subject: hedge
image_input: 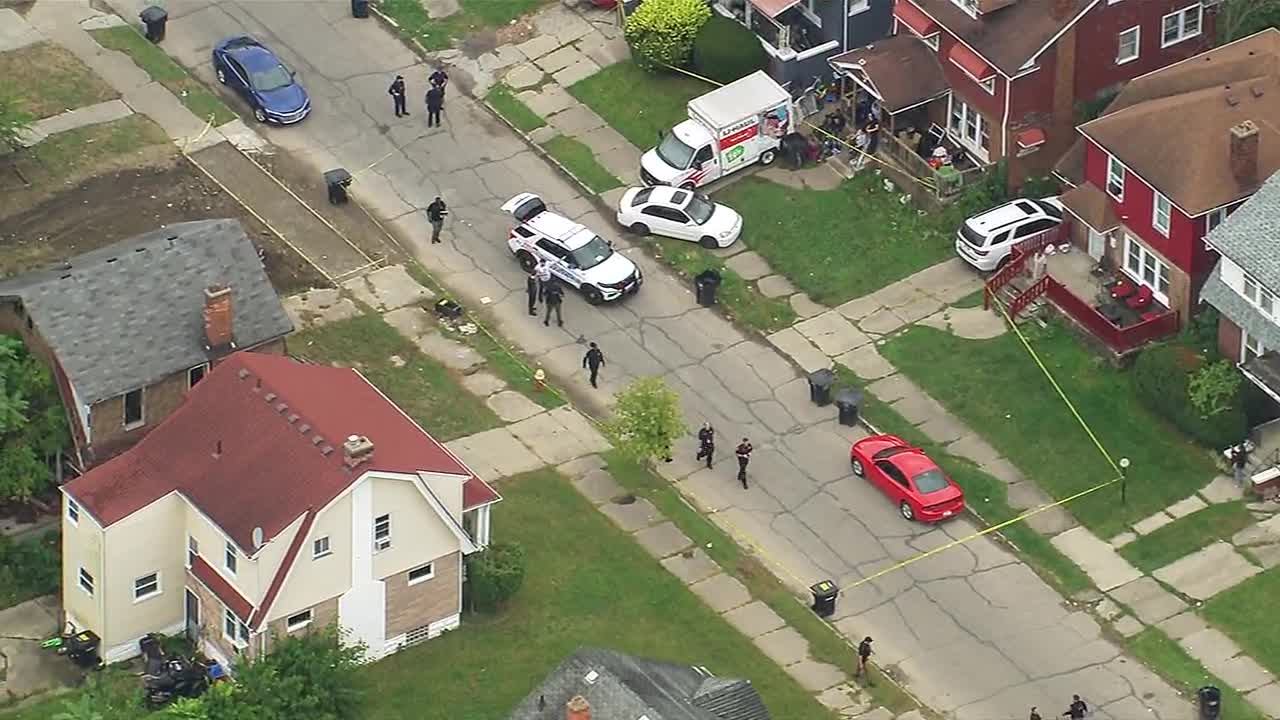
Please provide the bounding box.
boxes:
[1131,343,1247,450]
[692,16,767,84]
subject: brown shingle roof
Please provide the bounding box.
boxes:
[1079,29,1280,215]
[906,0,1090,75]
[830,36,949,113]
[1060,183,1119,232]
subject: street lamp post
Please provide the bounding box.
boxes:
[1119,458,1131,505]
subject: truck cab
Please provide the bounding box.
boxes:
[641,120,717,188]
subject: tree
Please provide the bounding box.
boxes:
[213,625,365,720]
[624,0,711,70]
[1217,0,1280,43]
[0,90,32,152]
[602,376,686,463]
[692,16,767,84]
[465,541,527,612]
[0,335,69,501]
[1189,360,1243,419]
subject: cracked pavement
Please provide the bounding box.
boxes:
[103,1,1193,716]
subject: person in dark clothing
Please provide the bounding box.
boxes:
[428,67,449,96]
[735,439,752,489]
[856,637,873,681]
[526,269,539,316]
[1232,443,1250,487]
[863,118,881,155]
[543,280,564,327]
[583,342,605,388]
[1063,695,1087,719]
[695,423,715,469]
[425,86,444,127]
[388,75,408,117]
[1029,708,1042,720]
[426,196,447,243]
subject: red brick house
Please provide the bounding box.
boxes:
[830,0,1215,188]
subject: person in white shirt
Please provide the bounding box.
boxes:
[535,259,552,300]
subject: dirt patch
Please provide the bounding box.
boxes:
[0,42,118,118]
[460,18,535,57]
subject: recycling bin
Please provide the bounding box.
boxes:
[835,388,863,426]
[324,168,352,205]
[694,269,721,307]
[810,580,838,618]
[1198,686,1221,720]
[140,6,167,43]
[351,0,370,17]
[808,368,835,406]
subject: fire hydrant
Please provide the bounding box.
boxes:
[533,365,546,392]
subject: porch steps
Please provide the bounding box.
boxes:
[989,281,1048,326]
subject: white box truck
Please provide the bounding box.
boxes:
[640,71,794,189]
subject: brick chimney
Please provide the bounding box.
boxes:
[565,696,590,720]
[1230,120,1260,185]
[342,434,374,467]
[203,285,234,350]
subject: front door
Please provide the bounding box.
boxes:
[1087,228,1106,261]
[185,589,200,641]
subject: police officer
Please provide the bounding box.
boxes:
[582,341,605,388]
[388,74,407,117]
[526,268,539,316]
[735,438,752,489]
[544,280,565,328]
[1063,695,1088,719]
[429,66,449,97]
[425,85,444,128]
[695,423,715,469]
[426,196,448,244]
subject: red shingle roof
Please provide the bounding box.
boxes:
[190,555,253,620]
[64,352,499,551]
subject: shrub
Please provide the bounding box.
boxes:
[218,625,365,720]
[1189,360,1243,418]
[691,16,767,84]
[0,528,60,609]
[624,0,711,70]
[465,541,527,612]
[1131,343,1247,449]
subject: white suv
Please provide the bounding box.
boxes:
[955,197,1065,272]
[502,193,642,304]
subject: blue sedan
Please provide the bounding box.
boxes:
[212,36,310,125]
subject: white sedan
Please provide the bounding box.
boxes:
[616,185,742,248]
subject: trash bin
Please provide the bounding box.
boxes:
[351,0,370,18]
[694,269,721,307]
[810,580,838,618]
[808,368,835,406]
[1198,686,1221,720]
[139,6,168,43]
[324,168,352,205]
[835,388,863,426]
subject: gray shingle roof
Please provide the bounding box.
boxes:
[507,648,771,720]
[1204,170,1280,291]
[0,219,293,406]
[1200,263,1280,352]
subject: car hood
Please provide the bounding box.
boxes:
[257,83,307,113]
[641,149,681,183]
[700,205,741,236]
[588,251,637,284]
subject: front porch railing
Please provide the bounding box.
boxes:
[749,11,790,52]
[982,225,1064,310]
[1043,281,1180,354]
[880,131,983,200]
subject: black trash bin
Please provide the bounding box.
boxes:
[324,168,353,205]
[351,0,370,18]
[140,6,168,43]
[835,388,863,426]
[808,368,835,406]
[1198,686,1221,720]
[810,580,838,618]
[694,269,721,307]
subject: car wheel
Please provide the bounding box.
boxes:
[995,254,1011,271]
[516,251,537,272]
[583,286,605,305]
[629,222,649,235]
[253,107,267,123]
[760,149,777,166]
[851,458,864,477]
[679,181,696,190]
[216,67,227,85]
[699,236,718,249]
[900,501,915,521]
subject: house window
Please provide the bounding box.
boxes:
[948,98,989,161]
[1162,4,1202,47]
[123,388,144,428]
[1207,207,1229,233]
[1152,192,1171,236]
[800,0,823,28]
[223,608,249,647]
[848,0,870,15]
[188,536,199,568]
[1244,331,1265,362]
[1106,155,1125,201]
[407,562,435,586]
[948,0,978,18]
[134,572,161,601]
[374,514,391,552]
[313,536,331,559]
[1117,26,1140,65]
[78,567,94,596]
[1241,274,1276,319]
[67,497,79,525]
[1123,236,1171,302]
[225,541,237,575]
[286,609,313,632]
[188,364,208,388]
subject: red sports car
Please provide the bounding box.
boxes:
[850,435,965,522]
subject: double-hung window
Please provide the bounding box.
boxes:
[1162,4,1202,47]
[224,609,250,647]
[1242,274,1276,319]
[225,541,237,575]
[948,99,989,161]
[374,514,391,552]
[286,610,313,632]
[1117,26,1140,65]
[79,567,95,596]
[188,536,199,568]
[1152,192,1171,236]
[1123,236,1171,303]
[313,536,331,559]
[67,497,79,525]
[1106,155,1125,200]
[848,0,870,15]
[134,572,160,601]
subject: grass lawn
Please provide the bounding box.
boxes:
[568,62,710,149]
[0,42,117,119]
[361,468,840,720]
[878,324,1218,539]
[379,0,548,51]
[1119,502,1255,573]
[90,26,236,126]
[654,238,796,334]
[951,289,986,308]
[26,115,170,179]
[290,311,500,441]
[714,175,958,306]
[1202,568,1280,678]
[541,136,621,193]
[486,84,545,133]
[1127,628,1268,720]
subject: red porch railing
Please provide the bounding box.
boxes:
[1009,275,1050,318]
[982,224,1065,310]
[1043,280,1180,353]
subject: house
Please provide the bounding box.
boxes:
[708,0,893,89]
[830,0,1215,189]
[508,647,771,720]
[0,219,294,468]
[58,352,501,666]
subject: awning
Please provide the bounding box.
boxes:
[1241,352,1280,406]
[829,36,949,114]
[948,42,995,81]
[893,1,937,38]
[1059,183,1120,233]
[1016,128,1046,149]
[749,0,801,19]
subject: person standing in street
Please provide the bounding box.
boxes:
[526,268,539,316]
[1063,695,1088,719]
[543,280,564,328]
[388,74,408,117]
[425,85,444,127]
[583,342,605,388]
[856,637,874,682]
[426,196,448,244]
[735,438,752,489]
[1029,707,1042,720]
[696,423,715,469]
[428,66,449,98]
[535,259,552,300]
[1232,442,1250,488]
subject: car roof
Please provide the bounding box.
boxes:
[524,212,595,248]
[892,451,939,478]
[645,186,693,208]
[968,200,1042,233]
[224,38,278,72]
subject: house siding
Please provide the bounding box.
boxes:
[1073,0,1215,102]
[1219,314,1244,363]
[262,596,340,653]
[186,568,243,665]
[61,495,105,639]
[98,494,186,655]
[383,551,462,638]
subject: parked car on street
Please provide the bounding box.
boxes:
[502,192,642,304]
[955,197,1064,272]
[850,435,965,522]
[212,35,311,125]
[615,186,742,248]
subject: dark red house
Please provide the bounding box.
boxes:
[830,0,1215,188]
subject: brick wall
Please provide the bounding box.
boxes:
[1218,315,1243,363]
[185,569,242,664]
[262,596,339,654]
[383,551,460,638]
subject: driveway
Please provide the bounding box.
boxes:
[91,1,1189,717]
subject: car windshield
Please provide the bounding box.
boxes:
[250,64,292,92]
[568,235,613,270]
[631,188,653,207]
[655,133,695,170]
[912,469,949,494]
[686,193,715,224]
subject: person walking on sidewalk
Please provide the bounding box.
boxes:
[696,422,715,469]
[388,74,408,117]
[583,342,605,388]
[543,280,565,327]
[426,196,448,244]
[1063,695,1088,719]
[856,636,874,683]
[1231,442,1250,488]
[526,268,539,316]
[535,259,552,300]
[425,85,444,127]
[735,438,752,488]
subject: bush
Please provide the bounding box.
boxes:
[1131,343,1247,450]
[624,0,711,70]
[691,16,767,84]
[465,541,527,612]
[0,528,60,609]
[212,625,365,720]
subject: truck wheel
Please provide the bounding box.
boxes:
[699,236,718,249]
[760,149,777,166]
[516,250,537,271]
[583,285,605,305]
[629,222,649,235]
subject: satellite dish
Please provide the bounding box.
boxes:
[251,527,264,550]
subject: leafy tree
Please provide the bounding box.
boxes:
[0,335,70,501]
[465,541,527,612]
[0,90,32,152]
[624,0,711,70]
[1189,360,1243,419]
[1217,0,1280,43]
[210,624,365,720]
[692,16,767,84]
[603,376,687,463]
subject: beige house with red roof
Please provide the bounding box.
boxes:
[59,352,500,666]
